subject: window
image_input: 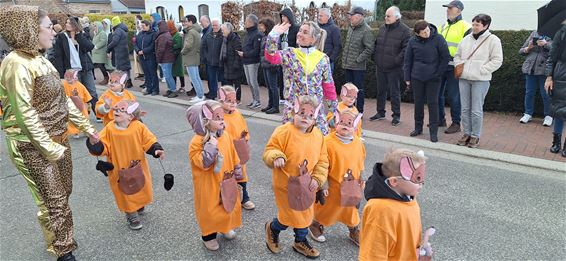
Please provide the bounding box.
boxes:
[178,6,184,21]
[156,6,165,21]
[309,1,316,8]
[89,10,100,13]
[322,2,328,8]
[198,4,209,18]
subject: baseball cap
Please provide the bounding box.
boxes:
[348,6,365,16]
[442,0,464,10]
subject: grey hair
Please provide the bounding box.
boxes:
[318,8,331,17]
[200,15,210,23]
[246,14,259,25]
[388,6,402,19]
[302,21,323,44]
[222,22,234,32]
[211,17,221,24]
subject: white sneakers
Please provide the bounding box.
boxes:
[520,114,553,126]
[242,201,255,210]
[222,230,237,240]
[519,114,532,123]
[190,97,205,103]
[543,116,553,127]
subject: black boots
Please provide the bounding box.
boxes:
[550,133,566,157]
[57,252,75,261]
[550,133,561,153]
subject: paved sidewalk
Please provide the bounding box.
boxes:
[94,71,565,163]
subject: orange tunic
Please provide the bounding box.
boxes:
[96,120,157,212]
[189,133,242,236]
[95,89,136,125]
[223,109,250,183]
[327,102,363,138]
[263,123,329,228]
[359,198,422,261]
[62,81,92,135]
[314,132,366,227]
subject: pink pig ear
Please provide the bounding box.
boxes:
[340,86,347,96]
[353,113,363,127]
[119,73,128,85]
[293,98,300,114]
[218,88,226,101]
[313,102,323,118]
[334,110,341,123]
[73,70,78,79]
[399,157,414,180]
[202,104,213,120]
[127,102,140,114]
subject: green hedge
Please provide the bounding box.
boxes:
[212,29,535,114]
[85,14,151,52]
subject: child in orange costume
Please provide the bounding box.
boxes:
[187,100,243,251]
[62,69,92,138]
[95,70,136,125]
[359,149,427,261]
[327,83,363,138]
[310,108,366,245]
[263,95,329,259]
[218,86,255,210]
[87,100,164,230]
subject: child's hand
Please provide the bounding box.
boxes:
[360,180,366,190]
[209,135,218,146]
[273,157,286,168]
[88,132,100,145]
[309,178,318,191]
[322,189,329,197]
[103,96,112,108]
[155,150,165,159]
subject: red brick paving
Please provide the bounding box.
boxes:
[95,70,565,163]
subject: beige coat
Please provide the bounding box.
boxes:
[454,30,503,81]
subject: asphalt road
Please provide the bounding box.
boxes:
[1,96,565,260]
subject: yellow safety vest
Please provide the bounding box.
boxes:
[440,19,471,57]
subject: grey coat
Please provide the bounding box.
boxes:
[342,20,375,71]
[520,31,552,76]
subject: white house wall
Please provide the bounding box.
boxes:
[425,0,550,31]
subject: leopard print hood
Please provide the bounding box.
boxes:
[0,5,41,57]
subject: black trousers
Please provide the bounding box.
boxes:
[376,69,402,119]
[412,78,441,134]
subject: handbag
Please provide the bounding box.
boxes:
[233,130,250,164]
[340,169,363,207]
[220,170,239,213]
[118,160,145,195]
[287,159,316,211]
[454,35,491,79]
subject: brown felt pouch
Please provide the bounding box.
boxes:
[220,171,238,213]
[118,160,145,195]
[340,169,363,207]
[287,159,316,211]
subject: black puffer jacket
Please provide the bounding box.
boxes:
[373,20,411,72]
[202,30,224,67]
[319,18,342,63]
[547,24,566,121]
[242,25,262,64]
[106,23,131,71]
[222,32,243,80]
[52,31,95,78]
[403,24,450,82]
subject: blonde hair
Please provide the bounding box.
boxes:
[202,100,223,144]
[293,95,320,115]
[342,82,359,92]
[302,21,323,46]
[220,85,236,94]
[381,148,427,178]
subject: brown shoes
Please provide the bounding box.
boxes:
[293,240,320,259]
[444,123,461,134]
[265,222,281,253]
[468,137,480,148]
[348,226,360,246]
[456,134,471,146]
[308,220,326,242]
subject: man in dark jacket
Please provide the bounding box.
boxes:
[201,18,224,99]
[200,15,211,66]
[546,22,566,157]
[370,6,411,125]
[135,20,159,96]
[343,6,375,113]
[240,14,263,109]
[106,17,132,88]
[318,8,341,71]
[52,17,98,111]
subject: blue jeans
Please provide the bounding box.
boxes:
[141,57,159,94]
[238,182,250,203]
[345,69,366,113]
[187,66,204,98]
[263,68,279,109]
[439,67,461,124]
[78,69,98,111]
[554,118,564,134]
[524,74,550,116]
[159,63,176,92]
[206,65,224,99]
[270,218,308,242]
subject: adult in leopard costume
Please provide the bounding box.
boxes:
[0,6,98,261]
